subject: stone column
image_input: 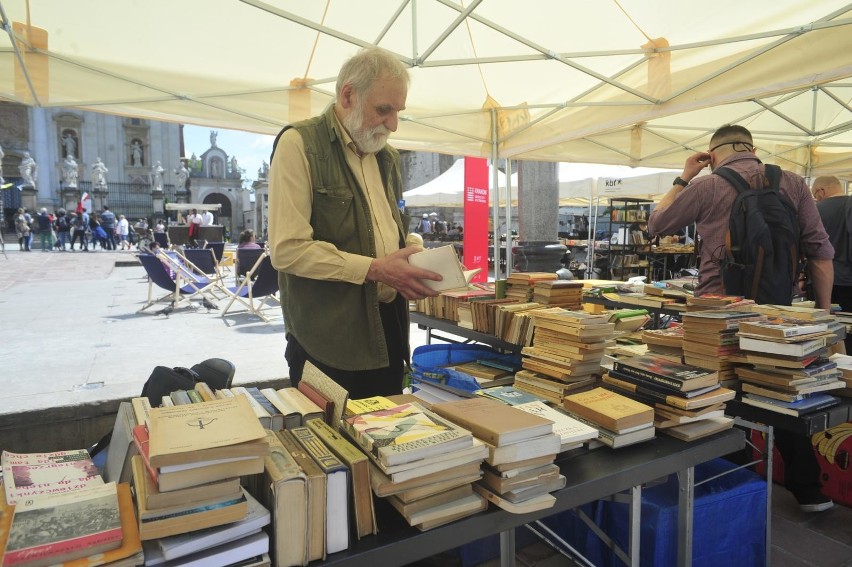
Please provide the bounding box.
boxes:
[513,161,566,272]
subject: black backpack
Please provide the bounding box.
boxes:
[715,164,800,305]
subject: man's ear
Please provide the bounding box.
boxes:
[340,84,355,110]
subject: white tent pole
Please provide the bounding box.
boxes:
[490,108,501,281]
[504,158,513,278]
[586,177,594,280]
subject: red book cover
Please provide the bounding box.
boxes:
[297,381,334,425]
[131,425,159,484]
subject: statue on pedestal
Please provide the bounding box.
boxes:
[174,161,189,191]
[131,141,143,167]
[19,152,37,188]
[210,130,218,148]
[61,133,77,158]
[91,157,108,190]
[150,161,164,192]
[230,156,239,175]
[62,155,79,188]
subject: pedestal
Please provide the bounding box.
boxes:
[20,187,38,213]
[61,188,81,212]
[512,240,566,272]
[175,189,190,205]
[152,191,165,215]
[91,189,107,213]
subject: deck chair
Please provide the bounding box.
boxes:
[221,251,281,322]
[137,254,217,312]
[153,231,170,249]
[235,247,266,284]
[205,241,225,263]
[182,247,228,298]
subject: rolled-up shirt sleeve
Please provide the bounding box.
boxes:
[267,129,372,284]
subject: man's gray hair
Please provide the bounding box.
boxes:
[336,47,409,98]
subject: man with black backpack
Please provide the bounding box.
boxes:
[649,124,836,512]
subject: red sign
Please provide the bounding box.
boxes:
[463,157,489,282]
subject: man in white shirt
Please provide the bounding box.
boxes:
[201,209,214,226]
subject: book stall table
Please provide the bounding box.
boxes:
[410,311,523,354]
[313,429,744,567]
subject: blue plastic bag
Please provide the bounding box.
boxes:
[410,344,521,393]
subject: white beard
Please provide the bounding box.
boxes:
[343,100,390,154]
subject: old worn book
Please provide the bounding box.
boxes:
[741,392,839,416]
[297,381,335,425]
[602,375,736,410]
[389,485,473,518]
[369,460,483,498]
[144,531,269,567]
[147,396,268,469]
[375,440,488,483]
[513,401,599,450]
[680,310,763,330]
[275,387,325,425]
[302,361,350,428]
[252,429,307,567]
[738,319,828,338]
[659,416,735,442]
[738,335,828,357]
[260,387,302,429]
[740,381,844,402]
[641,326,685,348]
[735,365,838,387]
[169,389,193,405]
[501,473,566,503]
[481,463,560,494]
[131,396,153,426]
[4,482,122,567]
[276,429,326,562]
[104,401,139,484]
[593,422,656,448]
[562,387,654,433]
[482,433,560,466]
[131,454,240,510]
[230,386,278,430]
[193,381,217,402]
[306,418,377,539]
[290,426,350,555]
[431,396,554,446]
[389,490,486,529]
[473,483,556,514]
[477,385,548,406]
[606,368,722,399]
[2,449,103,506]
[393,472,483,504]
[151,489,269,563]
[132,425,264,492]
[612,355,718,392]
[408,244,482,292]
[342,402,473,466]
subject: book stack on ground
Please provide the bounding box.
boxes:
[602,355,736,441]
[517,308,615,404]
[342,401,488,531]
[733,318,844,416]
[829,353,852,397]
[680,310,764,385]
[532,280,584,309]
[505,272,558,302]
[640,325,685,363]
[431,397,565,514]
[130,395,270,562]
[562,387,656,448]
[1,449,143,566]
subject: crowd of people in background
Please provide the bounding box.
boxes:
[414,211,463,241]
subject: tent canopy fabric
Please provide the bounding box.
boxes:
[3,1,852,177]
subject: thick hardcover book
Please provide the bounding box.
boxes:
[147,396,268,468]
[131,454,240,511]
[230,386,277,430]
[302,361,350,428]
[306,418,377,539]
[562,387,654,433]
[275,430,326,562]
[260,388,302,429]
[612,355,718,392]
[153,489,270,563]
[276,387,325,425]
[342,403,473,466]
[252,429,307,567]
[1,449,103,506]
[298,381,336,426]
[431,397,554,446]
[104,401,139,485]
[290,426,350,555]
[4,482,122,567]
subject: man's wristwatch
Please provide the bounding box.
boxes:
[673,176,689,187]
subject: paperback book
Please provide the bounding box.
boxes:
[1,449,103,506]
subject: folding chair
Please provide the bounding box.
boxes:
[152,250,220,306]
[235,247,265,285]
[182,247,228,298]
[137,254,217,312]
[153,231,170,249]
[221,251,281,322]
[205,241,225,263]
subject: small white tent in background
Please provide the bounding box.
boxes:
[402,159,518,208]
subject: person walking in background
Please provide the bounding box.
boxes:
[54,209,71,251]
[36,208,54,252]
[100,206,116,250]
[117,214,130,250]
[268,46,440,397]
[14,208,31,251]
[648,124,835,512]
[70,209,89,251]
[89,212,109,250]
[812,175,852,353]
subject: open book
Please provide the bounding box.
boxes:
[408,245,482,292]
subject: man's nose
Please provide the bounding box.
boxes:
[385,112,399,132]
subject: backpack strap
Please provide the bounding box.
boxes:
[715,164,783,193]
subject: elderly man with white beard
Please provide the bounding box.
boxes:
[268,47,441,398]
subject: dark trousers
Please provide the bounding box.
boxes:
[103,230,116,250]
[70,229,88,250]
[285,299,407,399]
[775,428,823,494]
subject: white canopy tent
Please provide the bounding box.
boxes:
[402,158,518,208]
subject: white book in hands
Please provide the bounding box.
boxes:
[408,245,482,292]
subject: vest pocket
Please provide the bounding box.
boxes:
[312,188,356,248]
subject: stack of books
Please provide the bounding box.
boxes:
[829,353,852,397]
[342,400,488,531]
[562,387,656,448]
[1,449,143,566]
[517,308,615,403]
[492,302,546,346]
[431,397,566,514]
[608,308,650,334]
[452,360,519,389]
[602,355,736,441]
[505,272,558,302]
[680,310,764,384]
[130,395,271,563]
[733,318,844,416]
[641,325,685,362]
[532,280,584,309]
[684,293,748,312]
[413,286,494,321]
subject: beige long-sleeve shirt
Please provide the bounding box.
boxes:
[268,110,400,302]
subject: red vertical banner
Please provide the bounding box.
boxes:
[463,157,489,283]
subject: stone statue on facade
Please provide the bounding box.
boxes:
[61,133,77,158]
[230,156,239,175]
[19,152,37,188]
[0,143,5,186]
[62,155,79,188]
[91,157,109,190]
[131,141,143,167]
[174,161,189,190]
[211,159,220,178]
[210,130,218,147]
[150,161,164,192]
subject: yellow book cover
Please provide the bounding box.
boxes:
[562,387,654,432]
[345,396,398,417]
